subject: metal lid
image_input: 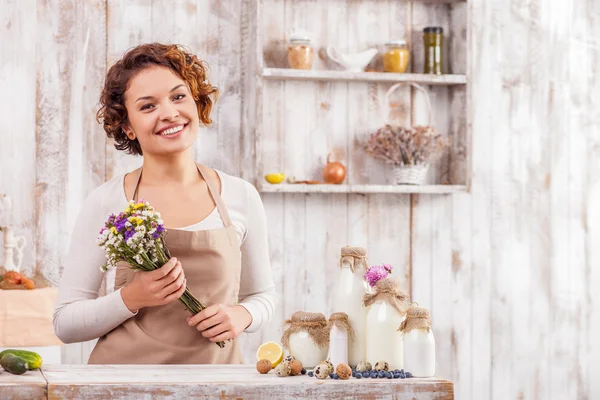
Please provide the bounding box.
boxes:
[385,39,407,47]
[423,26,443,34]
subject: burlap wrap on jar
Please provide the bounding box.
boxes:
[281,311,330,349]
[339,245,368,273]
[362,278,410,314]
[398,306,432,333]
[328,312,355,342]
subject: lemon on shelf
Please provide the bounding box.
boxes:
[256,341,284,367]
[264,173,285,184]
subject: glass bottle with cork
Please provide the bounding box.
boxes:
[287,32,314,70]
[423,26,443,75]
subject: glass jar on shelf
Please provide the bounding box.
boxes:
[287,33,314,70]
[383,39,410,73]
[423,26,443,75]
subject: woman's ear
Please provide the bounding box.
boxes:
[122,125,135,140]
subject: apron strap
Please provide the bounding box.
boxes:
[131,164,232,228]
[196,164,233,227]
[132,168,143,202]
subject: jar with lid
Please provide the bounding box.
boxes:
[281,311,329,368]
[327,312,354,367]
[423,27,443,74]
[332,246,370,367]
[399,306,436,377]
[363,278,410,370]
[383,39,410,73]
[287,35,314,70]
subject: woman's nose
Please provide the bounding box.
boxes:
[159,103,179,121]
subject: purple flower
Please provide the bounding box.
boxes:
[155,225,164,234]
[124,229,135,241]
[107,214,116,225]
[382,263,394,273]
[152,231,161,240]
[99,227,107,234]
[115,218,127,232]
[364,265,390,287]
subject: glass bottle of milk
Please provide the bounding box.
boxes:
[332,246,369,367]
[281,311,329,368]
[400,306,435,377]
[327,312,354,367]
[364,278,410,370]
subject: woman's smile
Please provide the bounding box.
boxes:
[155,122,188,139]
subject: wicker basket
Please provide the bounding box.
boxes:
[385,82,433,186]
[393,164,429,185]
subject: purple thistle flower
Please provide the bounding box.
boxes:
[115,218,127,232]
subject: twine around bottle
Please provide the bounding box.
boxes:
[363,278,410,314]
[398,306,432,333]
[328,312,355,342]
[340,246,368,273]
[281,311,330,349]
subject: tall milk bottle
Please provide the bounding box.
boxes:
[332,246,369,367]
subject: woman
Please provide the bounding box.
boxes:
[53,43,277,364]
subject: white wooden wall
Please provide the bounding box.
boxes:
[0,1,598,399]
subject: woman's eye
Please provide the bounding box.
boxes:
[173,94,186,101]
[140,104,154,111]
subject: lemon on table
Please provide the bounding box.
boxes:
[264,173,285,184]
[256,341,284,367]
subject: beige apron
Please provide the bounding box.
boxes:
[88,165,244,364]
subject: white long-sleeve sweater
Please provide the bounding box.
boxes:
[53,169,277,344]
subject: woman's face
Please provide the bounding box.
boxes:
[123,66,200,156]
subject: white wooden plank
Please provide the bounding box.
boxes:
[43,365,454,400]
[0,368,46,400]
[0,0,37,277]
[105,0,149,178]
[468,0,492,398]
[258,183,466,194]
[262,68,467,85]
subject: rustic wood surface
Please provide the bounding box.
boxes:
[0,369,46,400]
[40,364,453,400]
[1,0,599,399]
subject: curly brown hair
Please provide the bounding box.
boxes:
[97,43,218,156]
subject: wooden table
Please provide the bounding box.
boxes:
[3,365,453,399]
[0,369,46,400]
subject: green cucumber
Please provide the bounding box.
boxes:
[0,349,43,370]
[0,353,29,375]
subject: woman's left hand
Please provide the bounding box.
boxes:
[187,304,252,342]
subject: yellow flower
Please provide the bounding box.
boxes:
[128,216,143,225]
[110,227,118,234]
[133,203,145,210]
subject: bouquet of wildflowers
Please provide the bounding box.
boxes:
[96,200,225,348]
[364,263,394,287]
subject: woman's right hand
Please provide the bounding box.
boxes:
[120,257,186,313]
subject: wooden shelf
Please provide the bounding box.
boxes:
[258,183,467,194]
[262,68,467,85]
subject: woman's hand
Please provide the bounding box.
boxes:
[121,257,186,313]
[186,304,252,342]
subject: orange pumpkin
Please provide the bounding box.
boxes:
[3,271,22,285]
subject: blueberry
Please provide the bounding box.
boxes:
[301,368,306,375]
[405,372,412,378]
[378,371,386,378]
[329,373,334,378]
[393,373,400,379]
[332,374,339,379]
[362,372,370,378]
[400,369,404,374]
[308,371,314,377]
[356,374,362,379]
[371,374,378,379]
[400,372,406,379]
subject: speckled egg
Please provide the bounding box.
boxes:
[356,361,372,372]
[336,363,352,380]
[274,361,291,377]
[256,359,272,374]
[319,360,334,375]
[313,363,330,379]
[374,360,389,372]
[284,355,296,363]
[289,359,303,376]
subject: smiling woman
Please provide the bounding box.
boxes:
[52,43,277,365]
